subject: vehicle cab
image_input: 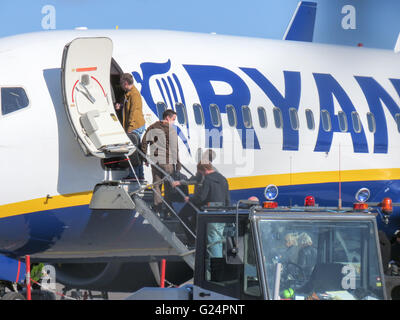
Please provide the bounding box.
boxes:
[193,194,387,300]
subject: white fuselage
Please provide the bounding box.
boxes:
[0,30,399,258]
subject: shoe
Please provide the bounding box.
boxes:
[162,213,173,220]
[123,176,144,182]
[186,239,195,248]
[152,205,163,215]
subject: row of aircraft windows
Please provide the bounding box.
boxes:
[156,101,400,134]
[1,88,399,137]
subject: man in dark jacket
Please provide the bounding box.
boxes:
[190,163,230,208]
[178,162,230,245]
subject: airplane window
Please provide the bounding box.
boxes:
[193,103,204,126]
[273,107,283,129]
[257,107,267,128]
[321,110,332,132]
[351,111,361,133]
[305,109,315,130]
[226,105,237,127]
[338,111,348,132]
[156,102,167,120]
[210,104,221,127]
[242,106,253,128]
[396,114,400,133]
[1,87,29,115]
[175,103,187,125]
[367,112,376,133]
[289,108,299,130]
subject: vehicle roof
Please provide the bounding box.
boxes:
[199,205,378,220]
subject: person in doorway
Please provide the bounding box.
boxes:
[120,73,146,180]
[110,79,124,123]
[141,109,181,214]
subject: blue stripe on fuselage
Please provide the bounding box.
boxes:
[0,179,399,258]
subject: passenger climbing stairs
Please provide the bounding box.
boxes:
[90,150,198,270]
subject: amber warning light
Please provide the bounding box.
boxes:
[353,202,369,211]
[381,198,393,214]
[263,201,278,209]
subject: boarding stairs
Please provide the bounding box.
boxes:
[90,149,198,270]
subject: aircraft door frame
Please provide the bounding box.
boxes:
[61,37,134,158]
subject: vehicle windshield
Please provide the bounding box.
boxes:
[257,219,385,300]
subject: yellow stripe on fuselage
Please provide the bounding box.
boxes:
[1,168,400,219]
[228,168,400,190]
[0,191,92,219]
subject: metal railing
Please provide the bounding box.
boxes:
[125,147,199,241]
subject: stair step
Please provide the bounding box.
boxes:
[131,195,195,269]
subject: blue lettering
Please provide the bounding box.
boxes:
[355,76,400,154]
[183,64,260,149]
[134,61,398,156]
[241,68,301,151]
[133,60,172,115]
[132,60,191,154]
[313,73,368,153]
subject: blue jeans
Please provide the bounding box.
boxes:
[129,125,145,179]
[207,223,225,258]
[133,125,146,136]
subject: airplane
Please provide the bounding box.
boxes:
[283,1,316,42]
[1,1,400,294]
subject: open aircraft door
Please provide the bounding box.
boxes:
[61,37,135,158]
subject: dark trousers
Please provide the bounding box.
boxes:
[133,165,144,180]
[179,203,197,243]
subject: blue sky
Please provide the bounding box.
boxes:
[0,0,399,49]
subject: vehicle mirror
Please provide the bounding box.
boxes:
[239,200,259,206]
[224,235,244,264]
